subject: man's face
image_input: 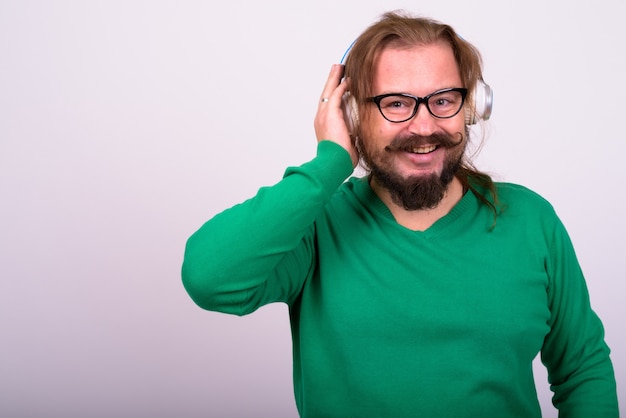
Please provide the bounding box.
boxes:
[359,42,467,210]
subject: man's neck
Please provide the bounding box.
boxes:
[370,176,465,231]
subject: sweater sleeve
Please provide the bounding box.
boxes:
[181,141,354,316]
[540,215,619,417]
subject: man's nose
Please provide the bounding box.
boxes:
[406,103,438,136]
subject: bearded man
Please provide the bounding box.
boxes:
[182,11,618,417]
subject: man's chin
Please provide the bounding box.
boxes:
[403,169,443,181]
[393,155,445,178]
[371,171,442,210]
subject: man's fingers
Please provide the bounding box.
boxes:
[319,64,345,104]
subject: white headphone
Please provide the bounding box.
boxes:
[468,79,493,125]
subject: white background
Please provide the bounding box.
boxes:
[1,1,623,416]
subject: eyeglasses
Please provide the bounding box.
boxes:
[367,88,468,123]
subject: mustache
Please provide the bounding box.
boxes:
[385,132,464,152]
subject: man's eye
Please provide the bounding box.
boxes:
[382,98,412,109]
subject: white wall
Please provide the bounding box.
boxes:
[1,1,623,416]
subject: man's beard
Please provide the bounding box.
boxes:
[360,132,465,211]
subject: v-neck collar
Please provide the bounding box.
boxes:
[351,176,480,238]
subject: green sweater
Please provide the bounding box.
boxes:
[182,141,618,417]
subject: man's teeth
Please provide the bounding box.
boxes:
[410,145,437,154]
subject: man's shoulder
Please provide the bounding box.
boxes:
[495,182,544,198]
[494,182,556,216]
[321,176,377,217]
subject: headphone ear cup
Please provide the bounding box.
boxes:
[342,93,359,135]
[466,80,493,125]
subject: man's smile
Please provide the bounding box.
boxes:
[409,145,437,154]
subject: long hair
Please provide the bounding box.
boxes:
[343,10,500,222]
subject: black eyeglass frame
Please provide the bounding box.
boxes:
[366,87,468,123]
